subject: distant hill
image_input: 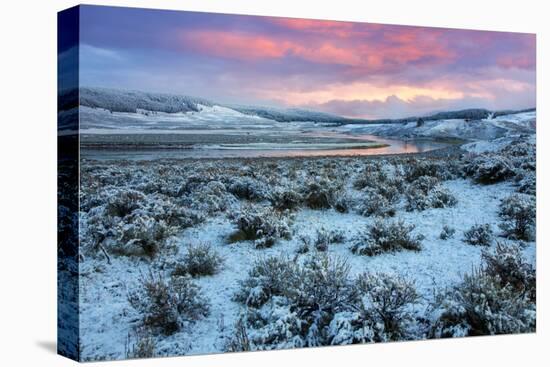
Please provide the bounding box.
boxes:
[63,87,535,125]
[79,87,213,114]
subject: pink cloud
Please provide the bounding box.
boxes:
[180,27,455,71]
[497,54,535,70]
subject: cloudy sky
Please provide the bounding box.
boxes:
[78,5,536,119]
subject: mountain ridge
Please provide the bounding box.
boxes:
[60,87,535,125]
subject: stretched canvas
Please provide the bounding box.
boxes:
[58,4,537,362]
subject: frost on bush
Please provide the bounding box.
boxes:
[333,190,351,213]
[270,186,302,211]
[464,155,515,184]
[184,180,233,214]
[234,255,358,348]
[232,255,422,349]
[355,273,419,341]
[299,227,346,252]
[229,206,292,248]
[352,219,422,256]
[327,311,375,345]
[105,189,146,217]
[432,268,535,338]
[225,316,251,352]
[290,256,357,346]
[405,176,457,211]
[113,215,174,257]
[228,176,269,201]
[173,243,223,277]
[357,189,395,217]
[301,178,338,210]
[515,170,536,196]
[463,224,493,246]
[404,158,460,182]
[81,188,204,259]
[126,330,156,359]
[353,164,403,205]
[128,273,209,336]
[234,256,300,308]
[353,163,387,190]
[501,141,536,175]
[439,225,456,240]
[498,193,535,241]
[241,297,306,350]
[482,242,536,301]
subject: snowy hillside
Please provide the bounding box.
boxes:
[78,87,364,125]
[79,104,285,132]
[337,111,536,141]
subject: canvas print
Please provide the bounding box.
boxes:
[58,5,536,362]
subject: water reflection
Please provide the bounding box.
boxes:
[81,133,451,161]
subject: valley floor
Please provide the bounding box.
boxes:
[75,137,536,361]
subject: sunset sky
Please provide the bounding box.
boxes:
[78,5,536,119]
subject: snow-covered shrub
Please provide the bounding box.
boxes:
[299,227,346,252]
[326,311,375,345]
[229,206,292,248]
[405,176,457,211]
[81,191,205,259]
[225,316,251,352]
[333,190,351,213]
[404,159,459,182]
[301,178,337,210]
[432,269,535,338]
[142,194,203,228]
[355,273,419,341]
[463,224,493,246]
[105,189,145,217]
[112,215,174,257]
[228,176,269,201]
[186,180,232,214]
[174,243,223,277]
[234,256,300,307]
[428,186,458,208]
[128,273,209,336]
[501,141,534,157]
[242,297,306,350]
[178,173,214,196]
[439,225,456,240]
[464,155,515,184]
[357,189,395,217]
[515,170,536,196]
[377,179,403,203]
[270,186,302,211]
[290,255,357,346]
[352,219,422,256]
[126,331,156,359]
[353,163,387,190]
[354,164,403,204]
[499,193,536,241]
[482,242,536,301]
[234,255,357,347]
[234,255,422,348]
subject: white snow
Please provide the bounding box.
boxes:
[78,176,535,360]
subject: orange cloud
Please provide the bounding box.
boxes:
[257,81,465,106]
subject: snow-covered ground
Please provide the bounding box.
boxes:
[336,111,536,141]
[80,105,320,133]
[76,131,536,360]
